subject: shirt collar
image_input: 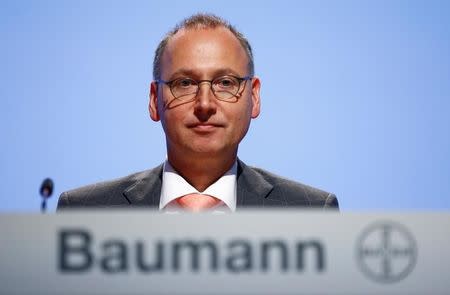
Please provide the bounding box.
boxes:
[159,160,237,212]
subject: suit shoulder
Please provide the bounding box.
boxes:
[57,166,161,209]
[249,166,339,208]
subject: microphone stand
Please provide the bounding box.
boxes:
[41,199,47,213]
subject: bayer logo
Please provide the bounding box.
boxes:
[356,221,417,284]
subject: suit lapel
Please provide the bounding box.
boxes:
[122,164,163,207]
[236,159,274,208]
[121,160,276,208]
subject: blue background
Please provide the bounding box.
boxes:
[1,0,449,212]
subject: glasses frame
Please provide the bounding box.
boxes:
[156,75,253,104]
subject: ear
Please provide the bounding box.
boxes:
[149,81,160,122]
[250,77,261,118]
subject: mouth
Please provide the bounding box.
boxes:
[187,122,224,133]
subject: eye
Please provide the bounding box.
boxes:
[214,76,239,89]
[174,78,196,88]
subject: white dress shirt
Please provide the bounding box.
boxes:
[159,160,237,213]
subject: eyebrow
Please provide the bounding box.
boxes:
[166,68,243,80]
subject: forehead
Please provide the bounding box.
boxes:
[161,27,249,78]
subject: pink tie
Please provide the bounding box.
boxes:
[176,193,221,212]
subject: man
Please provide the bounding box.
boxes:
[57,13,339,212]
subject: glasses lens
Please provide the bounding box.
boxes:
[212,76,240,100]
[171,78,198,100]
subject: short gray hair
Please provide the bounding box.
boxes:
[153,13,254,80]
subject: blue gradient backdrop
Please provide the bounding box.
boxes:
[1,0,449,211]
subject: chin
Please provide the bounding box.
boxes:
[187,141,231,156]
[189,146,224,155]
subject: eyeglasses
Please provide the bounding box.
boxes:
[156,75,252,105]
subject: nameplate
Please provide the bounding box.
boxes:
[1,210,449,294]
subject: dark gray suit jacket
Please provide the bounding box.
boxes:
[57,160,338,210]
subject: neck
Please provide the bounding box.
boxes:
[168,150,237,192]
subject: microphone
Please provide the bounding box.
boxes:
[40,178,54,213]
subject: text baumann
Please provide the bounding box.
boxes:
[58,229,326,273]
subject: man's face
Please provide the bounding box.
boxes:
[149,27,260,159]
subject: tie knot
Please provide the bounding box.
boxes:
[176,193,221,212]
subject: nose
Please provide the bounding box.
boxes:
[194,81,217,121]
